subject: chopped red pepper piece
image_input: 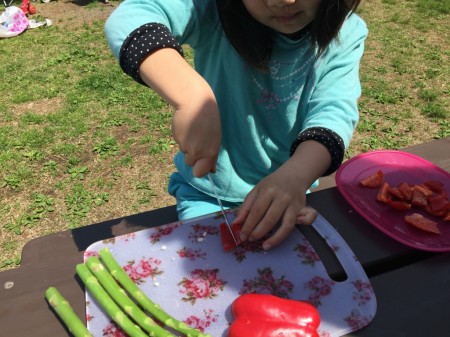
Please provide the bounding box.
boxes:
[405,213,440,234]
[387,186,404,200]
[444,212,450,221]
[398,182,413,201]
[220,222,242,252]
[425,194,450,217]
[425,205,447,217]
[427,194,450,213]
[386,199,411,211]
[416,184,434,197]
[376,182,391,203]
[411,185,430,208]
[229,294,320,337]
[424,180,445,194]
[359,170,384,188]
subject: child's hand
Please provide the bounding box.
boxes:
[139,48,221,177]
[233,171,317,250]
[172,87,221,177]
[233,140,331,249]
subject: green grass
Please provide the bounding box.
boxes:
[351,0,449,156]
[0,1,178,269]
[417,0,450,16]
[0,0,449,270]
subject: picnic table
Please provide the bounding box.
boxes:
[0,136,449,336]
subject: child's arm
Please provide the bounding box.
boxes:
[234,140,331,250]
[139,48,221,177]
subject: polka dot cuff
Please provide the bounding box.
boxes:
[119,23,184,85]
[289,127,345,176]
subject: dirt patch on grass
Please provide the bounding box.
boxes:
[12,97,64,116]
[33,0,116,27]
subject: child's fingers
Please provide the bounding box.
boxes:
[184,152,196,166]
[256,206,317,251]
[261,207,298,250]
[296,206,317,225]
[232,190,258,241]
[192,156,216,177]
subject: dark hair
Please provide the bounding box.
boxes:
[216,0,362,71]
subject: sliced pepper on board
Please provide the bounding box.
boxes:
[228,294,320,337]
[220,222,242,252]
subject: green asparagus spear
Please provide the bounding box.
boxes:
[76,263,149,337]
[45,287,93,337]
[86,256,175,337]
[99,247,212,337]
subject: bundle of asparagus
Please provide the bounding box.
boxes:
[45,247,212,337]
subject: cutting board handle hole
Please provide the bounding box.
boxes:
[297,225,348,282]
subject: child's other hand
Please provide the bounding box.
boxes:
[233,140,331,249]
[233,170,317,250]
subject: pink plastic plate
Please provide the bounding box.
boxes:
[336,150,450,252]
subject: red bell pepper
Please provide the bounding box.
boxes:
[228,294,320,337]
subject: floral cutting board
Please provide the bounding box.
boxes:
[84,211,376,337]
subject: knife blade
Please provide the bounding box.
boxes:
[207,173,239,247]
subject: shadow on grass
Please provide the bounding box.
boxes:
[70,0,112,7]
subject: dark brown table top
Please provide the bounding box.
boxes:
[1,137,449,337]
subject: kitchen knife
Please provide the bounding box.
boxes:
[207,173,239,247]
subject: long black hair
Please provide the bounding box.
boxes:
[216,0,362,71]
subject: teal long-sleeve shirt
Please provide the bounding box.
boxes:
[105,0,368,203]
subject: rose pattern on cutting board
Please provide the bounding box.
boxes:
[178,268,227,304]
[122,256,163,285]
[240,267,294,298]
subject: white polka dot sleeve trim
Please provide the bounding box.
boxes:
[289,127,345,176]
[119,23,184,85]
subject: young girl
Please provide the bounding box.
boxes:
[105,0,367,250]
